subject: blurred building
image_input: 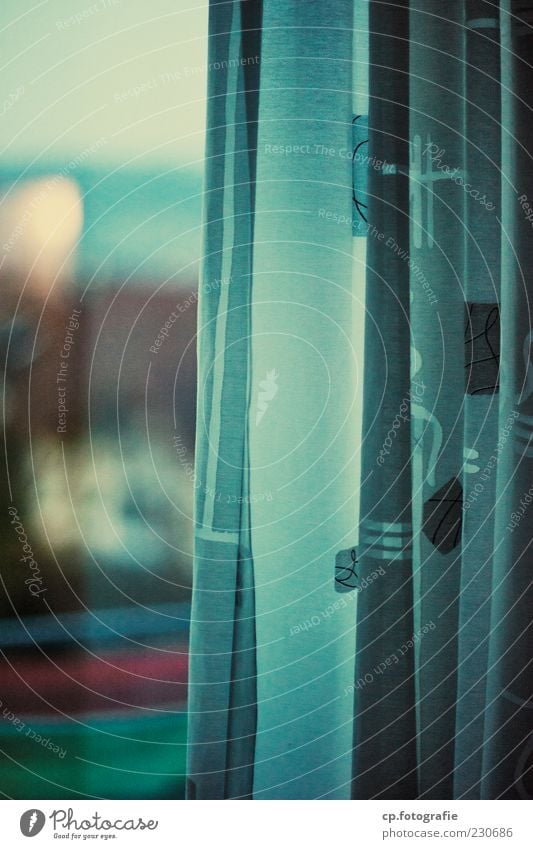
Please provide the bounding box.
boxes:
[0,162,202,798]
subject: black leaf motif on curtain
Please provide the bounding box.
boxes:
[335,547,359,592]
[352,114,368,235]
[465,302,500,395]
[422,477,463,553]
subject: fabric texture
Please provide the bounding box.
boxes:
[187,0,533,800]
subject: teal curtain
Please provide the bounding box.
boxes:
[187,0,533,800]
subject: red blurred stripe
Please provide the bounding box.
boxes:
[0,646,188,717]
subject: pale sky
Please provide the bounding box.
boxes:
[0,0,208,170]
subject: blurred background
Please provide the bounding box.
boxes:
[0,0,207,799]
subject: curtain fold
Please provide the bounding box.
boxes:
[351,0,419,800]
[248,0,357,800]
[482,0,533,800]
[187,0,533,800]
[186,0,262,800]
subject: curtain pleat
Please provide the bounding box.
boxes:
[482,0,533,800]
[248,0,357,800]
[187,0,262,800]
[452,0,502,800]
[352,0,419,800]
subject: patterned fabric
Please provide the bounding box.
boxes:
[187,0,533,800]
